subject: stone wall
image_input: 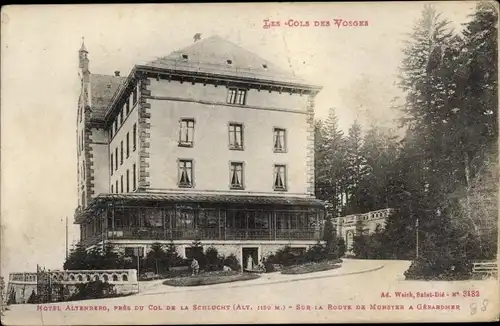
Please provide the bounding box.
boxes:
[5,269,138,304]
[109,239,320,271]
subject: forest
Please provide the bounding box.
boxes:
[313,3,498,278]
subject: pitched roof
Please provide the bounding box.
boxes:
[89,74,126,121]
[144,35,310,85]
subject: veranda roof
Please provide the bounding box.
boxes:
[75,192,326,223]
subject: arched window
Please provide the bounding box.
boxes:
[77,275,83,282]
[122,274,128,282]
[69,275,75,281]
[93,275,99,281]
[103,274,109,282]
[86,275,91,282]
[112,274,118,282]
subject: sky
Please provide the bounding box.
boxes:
[0,2,477,277]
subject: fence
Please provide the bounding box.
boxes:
[472,261,498,279]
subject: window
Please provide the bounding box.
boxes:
[120,141,124,165]
[228,123,243,150]
[114,119,118,134]
[81,130,84,151]
[132,86,138,105]
[115,180,118,193]
[133,163,136,190]
[126,169,130,192]
[133,123,137,151]
[82,161,85,180]
[125,99,130,115]
[179,119,194,147]
[115,147,118,170]
[178,160,193,188]
[111,184,114,193]
[226,88,247,105]
[230,162,244,189]
[110,153,114,175]
[120,108,124,124]
[273,165,287,191]
[81,190,85,207]
[120,175,124,193]
[126,132,130,158]
[273,128,286,153]
[110,123,114,139]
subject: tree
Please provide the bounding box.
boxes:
[322,218,337,257]
[27,289,37,304]
[0,276,5,315]
[398,3,498,278]
[352,220,368,258]
[144,242,167,274]
[315,109,347,217]
[165,240,183,268]
[345,121,370,213]
[63,243,89,270]
[7,288,16,305]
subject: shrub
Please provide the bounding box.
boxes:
[163,272,260,287]
[303,242,328,263]
[336,238,346,257]
[69,280,116,301]
[404,257,473,281]
[204,247,222,272]
[271,246,303,266]
[223,254,241,271]
[7,288,16,305]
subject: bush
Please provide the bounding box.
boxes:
[303,242,329,263]
[337,238,346,257]
[281,261,342,275]
[7,288,16,305]
[261,243,341,272]
[204,247,222,272]
[186,246,241,273]
[68,280,116,301]
[223,254,241,271]
[272,246,303,266]
[163,272,260,287]
[404,257,473,281]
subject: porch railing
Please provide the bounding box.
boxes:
[81,227,320,242]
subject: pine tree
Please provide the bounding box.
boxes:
[63,243,89,270]
[322,218,337,257]
[165,240,183,268]
[315,108,347,217]
[145,242,167,274]
[345,121,369,213]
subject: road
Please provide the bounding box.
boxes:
[3,260,499,324]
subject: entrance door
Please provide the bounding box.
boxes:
[242,247,259,272]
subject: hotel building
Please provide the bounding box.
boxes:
[74,35,325,267]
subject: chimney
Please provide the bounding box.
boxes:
[114,71,120,77]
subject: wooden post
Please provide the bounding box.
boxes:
[218,208,221,240]
[170,206,174,240]
[112,200,116,238]
[163,208,166,240]
[269,211,272,241]
[273,210,277,240]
